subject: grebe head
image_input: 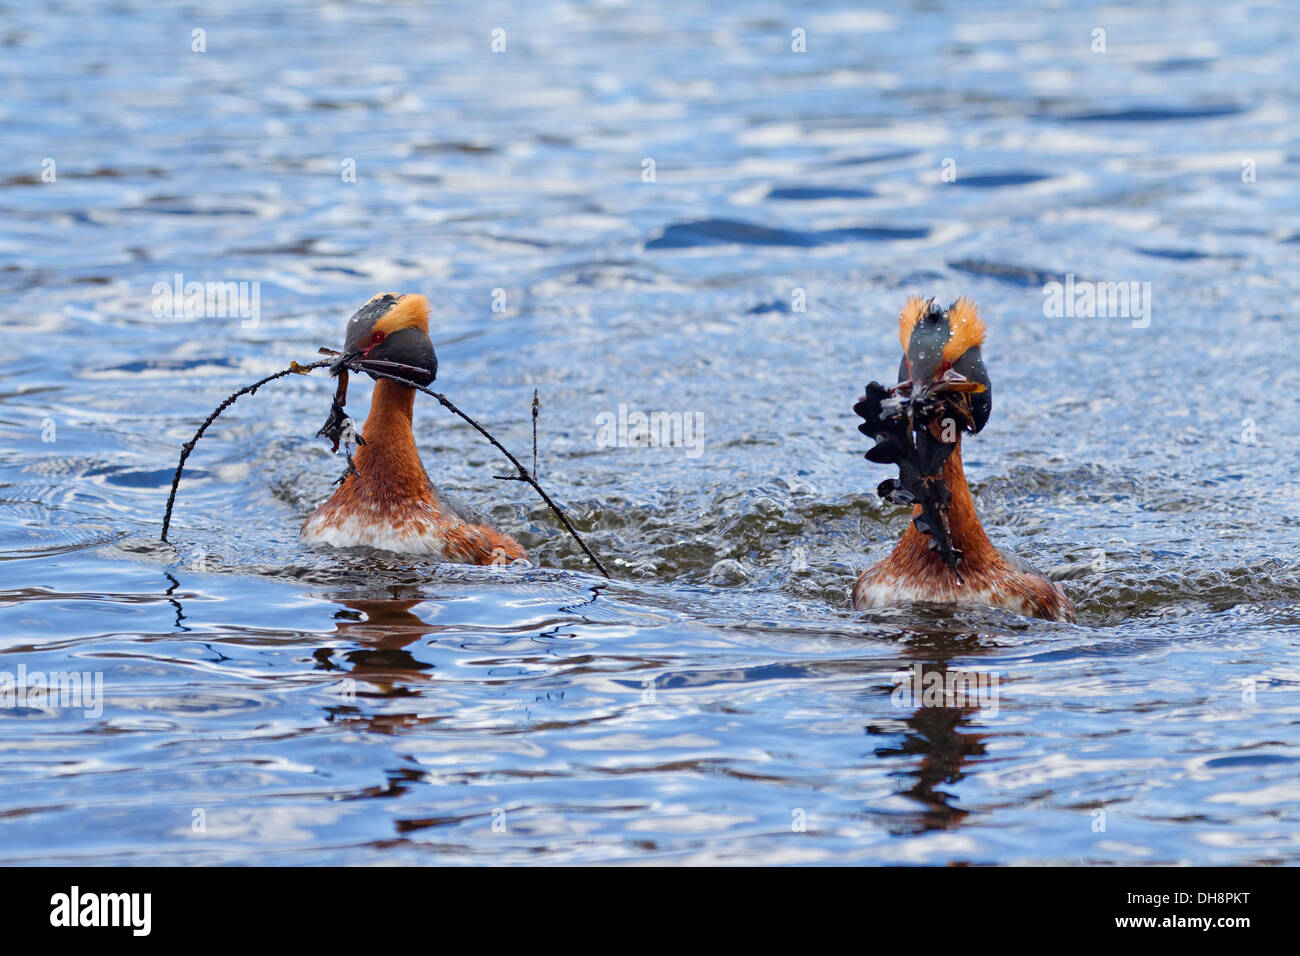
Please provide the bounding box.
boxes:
[896,295,991,434]
[336,292,437,386]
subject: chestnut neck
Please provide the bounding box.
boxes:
[361,378,415,435]
[352,378,430,496]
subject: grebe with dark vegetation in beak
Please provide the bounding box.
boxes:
[852,296,1074,622]
[302,293,527,565]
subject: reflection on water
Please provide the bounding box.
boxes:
[1,0,1299,863]
[328,598,440,680]
[872,656,992,835]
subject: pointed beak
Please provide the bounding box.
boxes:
[328,352,357,377]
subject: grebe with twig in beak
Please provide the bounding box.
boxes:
[301,293,527,565]
[852,296,1074,622]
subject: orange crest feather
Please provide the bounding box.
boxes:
[942,295,985,362]
[897,295,987,361]
[373,293,430,337]
[897,296,930,352]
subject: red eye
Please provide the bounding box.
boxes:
[370,330,386,344]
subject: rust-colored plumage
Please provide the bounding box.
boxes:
[853,434,1074,620]
[301,296,525,565]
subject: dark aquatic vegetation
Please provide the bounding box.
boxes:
[855,370,985,571]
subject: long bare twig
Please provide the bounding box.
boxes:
[351,365,610,578]
[160,357,610,579]
[160,359,332,542]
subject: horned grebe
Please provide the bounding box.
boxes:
[852,296,1074,622]
[301,293,526,565]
